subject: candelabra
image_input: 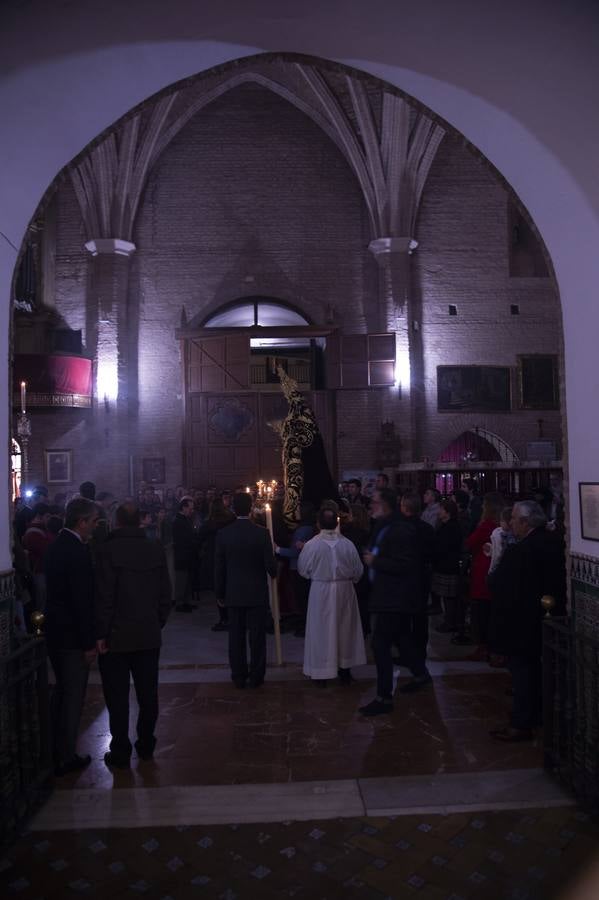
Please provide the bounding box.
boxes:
[16,411,31,491]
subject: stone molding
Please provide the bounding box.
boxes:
[84,238,136,257]
[368,237,419,264]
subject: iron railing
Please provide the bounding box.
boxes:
[0,636,53,847]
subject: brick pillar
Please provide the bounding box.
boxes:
[369,237,421,463]
[84,238,136,495]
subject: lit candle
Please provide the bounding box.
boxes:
[264,502,274,541]
[245,486,250,494]
[20,381,26,415]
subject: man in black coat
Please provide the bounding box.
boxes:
[95,503,172,768]
[359,488,425,716]
[488,500,566,741]
[44,497,98,775]
[172,496,197,612]
[399,492,435,687]
[215,492,277,688]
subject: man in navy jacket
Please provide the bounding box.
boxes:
[215,493,276,688]
[45,497,98,775]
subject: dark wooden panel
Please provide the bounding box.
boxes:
[369,333,396,361]
[342,334,368,362]
[369,360,395,386]
[341,362,369,388]
[207,446,235,469]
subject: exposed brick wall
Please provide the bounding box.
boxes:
[413,137,562,463]
[27,84,562,494]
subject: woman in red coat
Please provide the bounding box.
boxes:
[465,492,505,660]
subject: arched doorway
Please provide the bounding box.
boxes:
[179,296,336,489]
[2,11,599,836]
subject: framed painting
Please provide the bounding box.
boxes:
[518,354,559,409]
[437,366,511,412]
[45,449,72,484]
[142,457,165,484]
[579,483,599,542]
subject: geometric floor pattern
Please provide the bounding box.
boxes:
[3,806,599,899]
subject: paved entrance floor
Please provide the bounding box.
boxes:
[4,806,598,899]
[6,595,593,899]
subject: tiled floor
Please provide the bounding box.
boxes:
[4,807,599,899]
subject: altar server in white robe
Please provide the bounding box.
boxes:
[298,506,366,685]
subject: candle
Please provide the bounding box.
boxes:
[245,486,250,494]
[264,502,273,541]
[20,381,26,415]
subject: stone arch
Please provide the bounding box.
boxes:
[1,7,597,560]
[437,428,520,465]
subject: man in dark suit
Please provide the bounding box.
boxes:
[359,488,424,716]
[44,497,98,775]
[95,503,172,768]
[215,492,277,688]
[488,500,566,741]
[399,492,435,691]
[172,496,197,612]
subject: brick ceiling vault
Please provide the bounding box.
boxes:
[67,57,445,247]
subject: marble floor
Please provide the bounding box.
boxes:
[52,597,543,792]
[57,673,542,791]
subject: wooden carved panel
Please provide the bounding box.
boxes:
[184,389,336,490]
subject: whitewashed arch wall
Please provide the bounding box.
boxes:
[1,0,598,569]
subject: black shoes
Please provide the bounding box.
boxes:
[338,668,354,685]
[399,673,433,694]
[54,753,91,777]
[233,678,246,689]
[359,698,394,717]
[489,727,534,742]
[211,621,229,631]
[104,751,131,769]
[248,679,264,689]
[135,739,155,761]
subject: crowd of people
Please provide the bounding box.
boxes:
[12,471,566,776]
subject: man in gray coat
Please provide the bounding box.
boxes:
[215,492,276,688]
[95,503,172,768]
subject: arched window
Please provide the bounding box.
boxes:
[203,298,309,329]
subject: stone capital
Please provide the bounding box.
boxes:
[84,238,136,257]
[368,237,418,265]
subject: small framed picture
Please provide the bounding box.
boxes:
[142,457,165,484]
[579,483,599,542]
[45,449,72,484]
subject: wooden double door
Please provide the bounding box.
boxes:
[185,390,335,490]
[179,328,396,489]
